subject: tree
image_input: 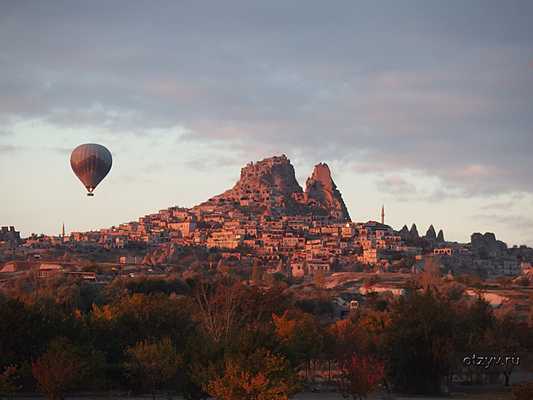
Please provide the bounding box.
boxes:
[418,256,443,291]
[386,290,456,394]
[328,319,364,361]
[272,310,323,381]
[337,355,385,400]
[204,349,298,400]
[32,339,82,400]
[125,337,182,399]
[193,279,242,344]
[0,366,18,400]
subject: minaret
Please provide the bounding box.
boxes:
[62,223,65,238]
[381,205,385,225]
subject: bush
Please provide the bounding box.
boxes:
[32,339,82,400]
[512,382,533,400]
[125,337,182,399]
[202,349,299,400]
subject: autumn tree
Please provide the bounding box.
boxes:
[337,354,385,400]
[203,349,298,400]
[125,337,182,399]
[87,293,193,364]
[385,290,456,394]
[272,310,324,380]
[322,319,365,384]
[32,339,82,400]
[327,319,364,361]
[418,256,443,291]
[193,279,243,344]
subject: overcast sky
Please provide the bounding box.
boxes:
[1,0,532,246]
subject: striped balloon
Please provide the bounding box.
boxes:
[70,143,113,196]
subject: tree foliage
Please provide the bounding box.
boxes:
[204,349,298,400]
[31,339,82,400]
[125,337,182,399]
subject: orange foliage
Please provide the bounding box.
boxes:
[272,311,296,341]
[205,350,298,400]
[337,354,384,400]
[32,345,81,400]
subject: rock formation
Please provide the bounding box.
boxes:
[207,155,302,211]
[398,225,410,240]
[198,155,350,221]
[410,224,419,239]
[471,232,507,258]
[304,163,350,221]
[0,226,21,244]
[437,229,445,243]
[425,225,437,241]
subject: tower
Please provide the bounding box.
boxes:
[62,223,65,238]
[381,205,385,225]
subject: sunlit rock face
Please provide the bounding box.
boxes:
[197,155,350,221]
[304,163,350,221]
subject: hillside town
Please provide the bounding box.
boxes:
[2,156,532,322]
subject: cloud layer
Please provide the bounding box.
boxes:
[1,1,532,243]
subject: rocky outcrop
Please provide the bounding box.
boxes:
[425,225,437,241]
[199,155,350,221]
[207,155,303,212]
[398,225,410,240]
[437,229,445,243]
[143,243,183,265]
[0,226,21,244]
[410,224,419,239]
[304,163,350,221]
[471,232,507,258]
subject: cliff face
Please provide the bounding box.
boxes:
[206,155,303,214]
[304,163,350,221]
[199,155,350,221]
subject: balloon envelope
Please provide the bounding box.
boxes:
[70,143,112,195]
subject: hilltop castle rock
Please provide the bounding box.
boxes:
[304,163,350,221]
[198,155,350,221]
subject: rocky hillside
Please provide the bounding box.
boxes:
[197,154,350,221]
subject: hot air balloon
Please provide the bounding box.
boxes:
[70,143,112,196]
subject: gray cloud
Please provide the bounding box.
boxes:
[0,144,19,153]
[472,213,533,234]
[184,155,243,172]
[1,1,533,197]
[479,201,517,211]
[376,176,418,197]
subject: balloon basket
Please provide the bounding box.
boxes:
[87,193,94,197]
